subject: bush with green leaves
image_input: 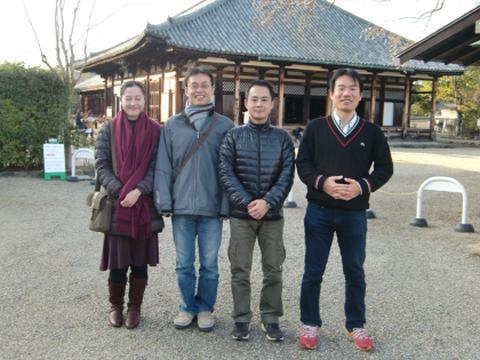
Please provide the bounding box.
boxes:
[0,62,69,169]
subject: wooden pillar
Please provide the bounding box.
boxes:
[130,66,137,81]
[325,69,333,116]
[175,65,183,113]
[430,77,438,139]
[215,65,224,114]
[145,70,151,116]
[379,78,385,126]
[168,89,173,117]
[303,72,312,124]
[233,62,241,125]
[159,67,164,122]
[369,73,377,123]
[103,77,108,116]
[277,64,285,128]
[402,74,411,138]
[258,68,267,80]
[111,76,115,115]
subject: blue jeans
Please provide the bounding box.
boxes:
[172,215,222,314]
[300,202,367,331]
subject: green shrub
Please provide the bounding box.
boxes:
[0,62,69,169]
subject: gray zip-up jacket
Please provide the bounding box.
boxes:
[154,110,233,217]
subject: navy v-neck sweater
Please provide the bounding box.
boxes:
[296,116,393,210]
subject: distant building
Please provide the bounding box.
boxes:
[78,0,463,137]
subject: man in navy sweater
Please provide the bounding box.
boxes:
[296,68,393,351]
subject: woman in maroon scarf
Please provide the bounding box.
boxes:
[95,80,162,329]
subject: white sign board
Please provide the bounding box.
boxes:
[43,143,66,173]
[382,102,394,126]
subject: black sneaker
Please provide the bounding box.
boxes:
[231,322,250,340]
[261,323,284,342]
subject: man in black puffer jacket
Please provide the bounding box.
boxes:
[219,80,294,343]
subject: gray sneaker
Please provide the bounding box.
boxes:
[174,311,195,329]
[231,322,250,340]
[197,311,214,332]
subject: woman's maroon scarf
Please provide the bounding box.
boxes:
[112,110,160,240]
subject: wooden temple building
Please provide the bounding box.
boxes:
[78,0,464,137]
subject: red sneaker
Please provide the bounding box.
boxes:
[298,325,319,350]
[346,328,374,351]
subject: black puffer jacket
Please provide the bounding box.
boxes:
[219,122,295,220]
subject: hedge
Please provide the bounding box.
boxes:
[0,62,69,169]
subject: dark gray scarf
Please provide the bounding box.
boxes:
[185,101,214,132]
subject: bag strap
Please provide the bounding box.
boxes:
[175,116,219,178]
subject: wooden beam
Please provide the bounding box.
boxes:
[402,74,411,138]
[430,77,437,138]
[215,65,224,114]
[369,73,377,123]
[325,69,333,116]
[303,72,312,124]
[233,62,241,125]
[277,64,285,128]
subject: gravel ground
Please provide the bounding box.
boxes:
[1,147,479,360]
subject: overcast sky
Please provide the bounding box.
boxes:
[1,0,478,67]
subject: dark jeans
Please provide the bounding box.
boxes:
[300,202,367,331]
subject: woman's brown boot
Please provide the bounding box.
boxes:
[125,277,147,329]
[108,281,126,327]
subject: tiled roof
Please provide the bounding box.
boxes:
[88,0,464,74]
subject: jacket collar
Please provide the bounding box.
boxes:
[247,119,271,132]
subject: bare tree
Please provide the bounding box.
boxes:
[23,0,95,102]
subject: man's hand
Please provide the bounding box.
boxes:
[247,199,270,220]
[120,188,142,208]
[322,176,361,201]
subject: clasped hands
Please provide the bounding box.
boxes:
[322,175,361,201]
[248,199,269,220]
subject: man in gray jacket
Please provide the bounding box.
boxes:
[154,66,233,332]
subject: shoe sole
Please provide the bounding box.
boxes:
[174,323,193,329]
[298,342,316,350]
[174,319,194,329]
[198,325,214,332]
[231,334,249,341]
[261,323,284,342]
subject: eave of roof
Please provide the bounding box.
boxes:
[83,0,464,75]
[398,5,480,66]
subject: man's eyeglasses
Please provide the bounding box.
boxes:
[186,83,212,90]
